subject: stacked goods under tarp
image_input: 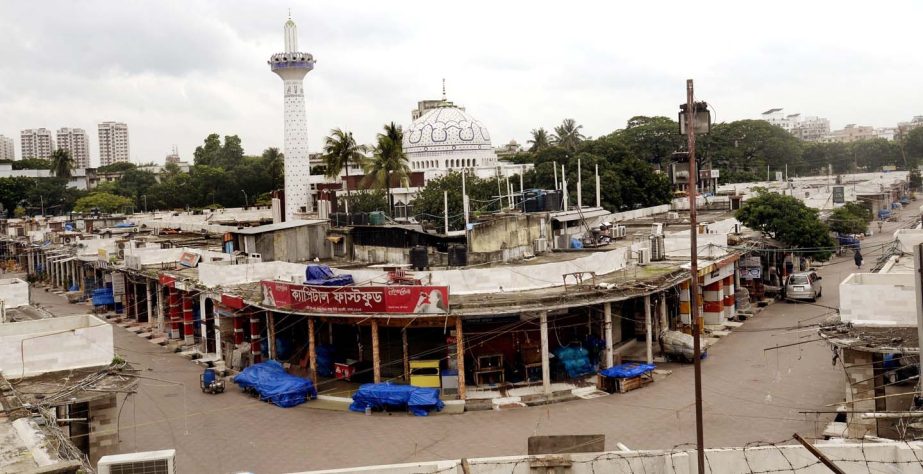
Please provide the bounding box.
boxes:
[234,360,317,408]
[91,288,115,306]
[305,264,354,286]
[598,362,656,393]
[348,382,444,416]
[659,330,707,362]
[553,345,594,379]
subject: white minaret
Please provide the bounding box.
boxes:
[268,15,315,220]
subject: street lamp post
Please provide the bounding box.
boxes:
[142,194,147,213]
[241,190,249,208]
[678,79,710,474]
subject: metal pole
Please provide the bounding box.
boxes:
[443,190,449,234]
[685,79,706,474]
[913,244,923,388]
[792,433,845,474]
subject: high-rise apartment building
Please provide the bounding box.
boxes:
[56,127,91,169]
[0,135,14,161]
[98,122,130,166]
[20,128,55,160]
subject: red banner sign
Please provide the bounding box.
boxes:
[261,281,450,315]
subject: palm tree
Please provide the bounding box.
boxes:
[261,147,284,191]
[363,122,409,216]
[50,149,74,178]
[528,128,550,152]
[552,119,585,152]
[322,129,367,198]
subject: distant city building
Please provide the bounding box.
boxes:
[760,109,830,141]
[0,135,14,161]
[822,124,876,143]
[20,128,55,159]
[898,116,923,134]
[874,127,897,141]
[56,127,91,168]
[791,116,830,142]
[165,146,181,164]
[495,139,523,159]
[98,121,130,166]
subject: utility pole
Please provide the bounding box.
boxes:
[684,79,706,474]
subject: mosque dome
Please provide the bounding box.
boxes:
[404,104,493,155]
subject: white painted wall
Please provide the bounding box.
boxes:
[0,278,29,308]
[295,441,923,474]
[665,233,727,258]
[0,314,113,378]
[839,272,916,326]
[198,260,307,288]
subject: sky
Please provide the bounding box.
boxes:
[1,0,922,166]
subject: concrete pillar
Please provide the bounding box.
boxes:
[455,317,466,400]
[168,288,180,339]
[540,311,551,395]
[233,314,245,345]
[155,284,165,334]
[86,394,119,465]
[182,292,194,346]
[308,318,317,382]
[660,293,669,334]
[723,275,735,319]
[214,307,222,361]
[644,294,653,364]
[371,319,381,383]
[603,302,614,368]
[402,328,410,380]
[250,312,261,363]
[199,293,208,353]
[679,281,692,325]
[703,279,724,325]
[267,312,276,360]
[145,281,153,328]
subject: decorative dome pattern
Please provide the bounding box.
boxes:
[404,105,492,155]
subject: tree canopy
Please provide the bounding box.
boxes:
[827,202,871,235]
[73,192,134,213]
[735,189,835,260]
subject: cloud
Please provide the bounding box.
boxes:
[0,0,921,167]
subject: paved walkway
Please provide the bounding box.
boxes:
[27,215,915,473]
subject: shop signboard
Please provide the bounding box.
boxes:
[832,186,845,204]
[261,280,450,315]
[739,266,762,280]
[111,272,126,297]
[178,252,201,268]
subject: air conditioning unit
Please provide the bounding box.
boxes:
[248,253,262,263]
[667,211,680,220]
[650,235,665,261]
[651,223,664,236]
[613,225,627,239]
[98,450,176,474]
[235,255,249,265]
[533,238,548,254]
[637,248,651,265]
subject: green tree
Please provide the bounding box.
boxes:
[117,169,158,207]
[904,127,923,168]
[73,192,134,213]
[363,122,409,216]
[13,206,26,218]
[552,119,585,152]
[13,158,52,170]
[262,147,284,191]
[96,162,137,173]
[615,116,684,166]
[345,189,389,214]
[851,138,899,171]
[735,190,835,260]
[699,120,805,180]
[50,149,75,178]
[828,202,871,235]
[322,128,367,198]
[527,128,551,152]
[193,133,223,167]
[412,171,498,230]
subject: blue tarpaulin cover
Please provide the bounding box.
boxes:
[305,264,355,286]
[599,363,656,379]
[114,222,136,228]
[348,382,444,416]
[91,288,114,306]
[553,345,594,378]
[233,360,317,408]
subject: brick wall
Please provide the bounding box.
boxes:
[88,394,119,465]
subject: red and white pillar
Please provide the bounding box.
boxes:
[233,313,245,345]
[722,275,735,320]
[679,281,692,326]
[250,312,262,363]
[703,279,724,325]
[182,292,194,346]
[168,288,181,339]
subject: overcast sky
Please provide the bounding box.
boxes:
[1,1,921,166]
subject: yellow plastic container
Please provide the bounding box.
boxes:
[409,360,441,388]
